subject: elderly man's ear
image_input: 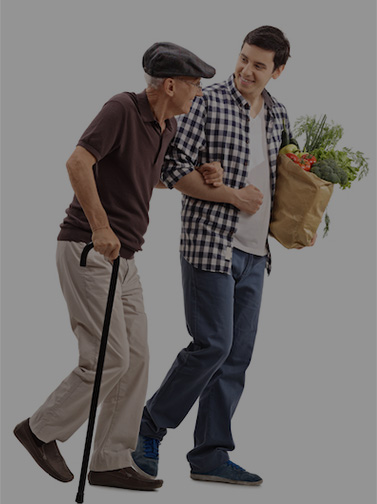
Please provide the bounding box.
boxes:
[163,78,175,96]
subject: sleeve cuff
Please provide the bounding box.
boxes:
[77,141,101,163]
[160,163,195,189]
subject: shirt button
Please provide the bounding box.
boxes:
[245,138,249,144]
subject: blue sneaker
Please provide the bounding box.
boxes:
[190,460,263,486]
[131,435,160,477]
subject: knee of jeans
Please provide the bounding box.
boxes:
[221,342,234,364]
[205,339,233,368]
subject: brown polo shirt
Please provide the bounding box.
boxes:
[58,90,177,258]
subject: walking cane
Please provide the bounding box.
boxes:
[75,242,120,504]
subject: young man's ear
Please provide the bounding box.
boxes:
[272,64,285,80]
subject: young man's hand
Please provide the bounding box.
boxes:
[92,226,121,261]
[233,184,263,214]
[196,162,224,187]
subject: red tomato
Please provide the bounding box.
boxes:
[301,154,317,166]
[286,153,300,163]
[286,152,311,171]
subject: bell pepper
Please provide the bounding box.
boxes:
[279,144,300,155]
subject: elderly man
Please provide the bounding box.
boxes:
[13,42,217,492]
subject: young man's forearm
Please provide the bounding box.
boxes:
[173,169,263,215]
[174,170,237,203]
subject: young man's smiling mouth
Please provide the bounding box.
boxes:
[239,75,255,85]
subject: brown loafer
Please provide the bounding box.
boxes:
[14,418,74,482]
[88,467,163,491]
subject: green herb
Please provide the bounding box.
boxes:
[338,147,369,181]
[294,114,343,151]
[323,212,330,238]
[310,147,369,189]
[294,115,369,189]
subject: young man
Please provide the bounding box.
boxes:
[13,42,218,492]
[133,26,316,485]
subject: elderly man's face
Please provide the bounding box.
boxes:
[172,77,203,114]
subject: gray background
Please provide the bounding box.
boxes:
[1,0,376,503]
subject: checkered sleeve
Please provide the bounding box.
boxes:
[160,97,207,189]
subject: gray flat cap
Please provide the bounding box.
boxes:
[143,42,215,79]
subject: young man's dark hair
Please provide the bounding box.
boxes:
[242,25,291,70]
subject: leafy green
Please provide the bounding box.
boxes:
[294,114,343,151]
[292,114,369,239]
[294,115,369,189]
[338,147,369,181]
[323,212,330,238]
[310,147,369,189]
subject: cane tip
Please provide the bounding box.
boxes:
[75,492,84,503]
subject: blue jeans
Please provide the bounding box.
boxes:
[140,248,266,472]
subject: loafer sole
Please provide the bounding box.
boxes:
[88,469,163,491]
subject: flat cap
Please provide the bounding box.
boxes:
[143,42,216,79]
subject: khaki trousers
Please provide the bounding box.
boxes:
[30,241,149,471]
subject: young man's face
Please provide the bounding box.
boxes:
[234,43,284,101]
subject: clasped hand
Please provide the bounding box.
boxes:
[92,227,121,261]
[196,162,224,187]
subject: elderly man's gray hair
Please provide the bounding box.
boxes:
[144,73,165,89]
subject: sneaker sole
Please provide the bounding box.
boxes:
[131,452,158,478]
[131,461,157,480]
[190,473,263,486]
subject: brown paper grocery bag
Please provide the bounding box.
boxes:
[270,154,334,248]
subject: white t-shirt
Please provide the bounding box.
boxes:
[233,105,271,256]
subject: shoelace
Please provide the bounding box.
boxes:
[227,460,246,472]
[143,437,160,459]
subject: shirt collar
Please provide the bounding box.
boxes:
[136,90,174,132]
[226,74,275,114]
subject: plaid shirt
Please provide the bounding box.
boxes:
[161,74,291,275]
